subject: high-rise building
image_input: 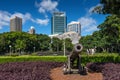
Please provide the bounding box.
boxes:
[67,21,81,35]
[51,12,67,34]
[10,16,22,32]
[29,26,35,34]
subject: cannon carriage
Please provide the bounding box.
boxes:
[63,43,87,75]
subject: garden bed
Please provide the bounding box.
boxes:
[0,61,63,80]
[0,61,119,80]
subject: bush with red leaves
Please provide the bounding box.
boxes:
[102,63,120,80]
[86,62,104,72]
[86,62,120,80]
[0,61,63,80]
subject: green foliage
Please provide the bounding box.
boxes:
[64,38,73,52]
[0,32,74,55]
[0,54,119,65]
[80,35,94,49]
[93,0,120,17]
[100,0,120,16]
[0,32,52,54]
[36,34,51,51]
[0,56,67,64]
[80,15,120,53]
[82,53,120,65]
[51,37,62,52]
[5,53,19,57]
[98,15,120,53]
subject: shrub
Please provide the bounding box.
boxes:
[5,53,19,57]
[86,62,104,72]
[0,61,63,80]
[0,53,119,64]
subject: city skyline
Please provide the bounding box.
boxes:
[0,0,107,36]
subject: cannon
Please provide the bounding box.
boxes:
[63,43,87,75]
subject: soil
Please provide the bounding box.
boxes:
[50,67,103,80]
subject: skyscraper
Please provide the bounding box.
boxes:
[67,21,81,35]
[10,16,22,32]
[51,12,67,34]
[29,26,35,34]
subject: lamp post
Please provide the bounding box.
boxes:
[9,45,11,55]
[50,37,53,51]
[57,43,59,52]
[63,39,66,56]
[19,48,20,55]
[33,47,35,53]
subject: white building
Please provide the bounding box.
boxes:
[49,31,81,44]
[29,26,35,34]
[67,21,81,35]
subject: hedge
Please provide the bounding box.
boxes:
[0,56,66,64]
[81,54,120,65]
[0,54,119,64]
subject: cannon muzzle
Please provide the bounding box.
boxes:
[72,44,83,53]
[70,44,83,58]
[73,44,83,53]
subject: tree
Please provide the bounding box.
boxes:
[92,31,108,52]
[64,38,73,52]
[93,0,120,16]
[0,35,6,54]
[0,32,54,54]
[51,37,62,52]
[98,15,120,52]
[36,34,50,51]
[79,35,94,50]
[15,40,26,54]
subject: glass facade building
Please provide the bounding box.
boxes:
[51,12,67,34]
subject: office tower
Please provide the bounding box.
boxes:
[10,16,22,32]
[67,21,81,35]
[29,26,35,34]
[51,12,67,34]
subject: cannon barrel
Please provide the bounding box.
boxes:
[70,44,83,58]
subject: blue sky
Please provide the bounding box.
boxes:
[0,0,107,36]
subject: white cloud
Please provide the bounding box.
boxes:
[0,26,2,29]
[88,4,102,14]
[79,17,96,28]
[0,10,49,29]
[35,0,58,14]
[84,25,97,32]
[0,11,11,29]
[39,7,46,13]
[11,12,34,24]
[36,18,49,26]
[78,16,98,34]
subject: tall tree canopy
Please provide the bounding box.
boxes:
[80,15,120,53]
[93,0,120,16]
[0,32,74,55]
